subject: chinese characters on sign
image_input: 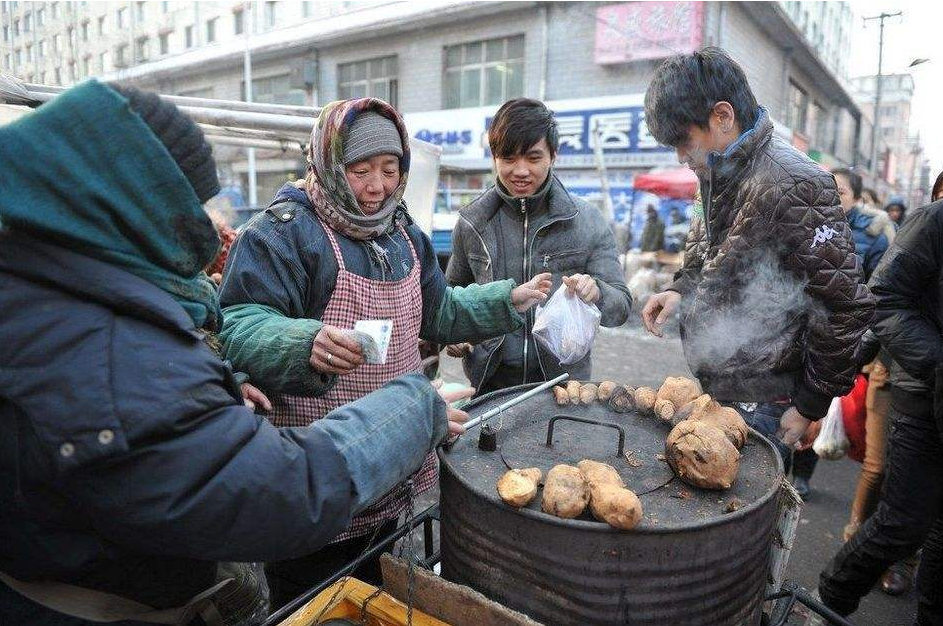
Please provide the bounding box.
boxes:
[552,106,666,167]
[594,1,705,65]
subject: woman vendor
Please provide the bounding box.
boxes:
[218,98,550,607]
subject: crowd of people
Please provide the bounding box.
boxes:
[0,45,940,626]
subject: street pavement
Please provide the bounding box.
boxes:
[437,322,913,626]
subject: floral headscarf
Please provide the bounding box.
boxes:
[304,98,411,240]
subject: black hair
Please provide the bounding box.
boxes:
[861,187,880,204]
[832,167,862,200]
[933,170,943,202]
[644,47,759,147]
[489,98,559,158]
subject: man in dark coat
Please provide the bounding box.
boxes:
[0,82,454,625]
[812,198,943,625]
[639,204,666,252]
[641,47,874,452]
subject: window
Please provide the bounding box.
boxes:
[26,44,32,63]
[38,40,45,58]
[264,1,277,28]
[13,19,19,36]
[135,1,146,23]
[23,12,30,32]
[135,37,148,62]
[161,1,169,14]
[40,71,47,84]
[786,81,808,135]
[243,74,306,105]
[98,15,107,35]
[115,44,127,67]
[53,34,61,53]
[54,67,61,85]
[37,7,44,26]
[81,21,89,41]
[2,26,8,42]
[302,1,314,18]
[16,48,23,66]
[68,60,76,82]
[82,55,90,78]
[99,50,109,73]
[443,35,524,109]
[68,27,76,50]
[52,2,59,19]
[185,24,193,48]
[159,32,169,55]
[117,7,127,29]
[233,8,244,35]
[206,17,217,43]
[4,54,11,70]
[339,56,398,106]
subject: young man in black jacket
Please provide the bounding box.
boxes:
[813,199,943,625]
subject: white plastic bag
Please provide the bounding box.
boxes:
[812,397,850,460]
[532,284,601,365]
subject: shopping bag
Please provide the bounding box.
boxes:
[532,284,601,365]
[813,396,850,460]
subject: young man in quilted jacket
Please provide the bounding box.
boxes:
[641,47,875,457]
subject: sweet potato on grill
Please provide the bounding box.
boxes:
[654,399,676,422]
[665,420,741,490]
[656,377,703,409]
[566,381,581,405]
[541,464,590,519]
[634,387,658,415]
[689,402,749,449]
[608,385,636,413]
[580,383,598,406]
[577,459,624,489]
[589,483,643,530]
[497,468,543,508]
[674,394,714,422]
[552,386,569,406]
[597,381,618,402]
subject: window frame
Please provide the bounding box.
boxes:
[337,55,399,107]
[442,35,525,109]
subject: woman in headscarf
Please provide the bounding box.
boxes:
[218,98,550,607]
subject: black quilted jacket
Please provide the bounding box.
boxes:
[670,109,875,419]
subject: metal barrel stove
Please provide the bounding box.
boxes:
[438,383,785,626]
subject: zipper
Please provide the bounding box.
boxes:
[521,198,530,385]
[476,335,506,392]
[705,168,714,243]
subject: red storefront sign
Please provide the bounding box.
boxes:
[595,1,705,65]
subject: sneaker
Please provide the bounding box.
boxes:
[793,476,811,499]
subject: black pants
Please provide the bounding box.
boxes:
[792,447,819,481]
[819,406,943,625]
[266,519,398,611]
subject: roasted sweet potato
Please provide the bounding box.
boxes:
[552,386,569,406]
[541,464,590,519]
[688,402,749,449]
[497,468,543,507]
[566,381,581,405]
[674,393,713,422]
[654,398,676,422]
[597,381,618,402]
[656,376,703,409]
[580,383,598,406]
[634,387,658,415]
[665,420,741,490]
[608,385,636,413]
[577,459,624,488]
[589,484,643,530]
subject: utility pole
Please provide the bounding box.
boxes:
[591,120,615,223]
[243,1,257,207]
[863,11,901,182]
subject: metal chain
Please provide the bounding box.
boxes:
[399,480,417,626]
[312,521,385,625]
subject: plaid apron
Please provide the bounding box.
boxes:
[267,220,436,542]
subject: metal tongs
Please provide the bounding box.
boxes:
[462,373,569,431]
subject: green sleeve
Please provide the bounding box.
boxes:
[420,279,524,344]
[220,303,337,397]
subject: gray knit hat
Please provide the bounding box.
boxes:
[343,110,404,165]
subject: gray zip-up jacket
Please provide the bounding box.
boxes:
[446,175,631,392]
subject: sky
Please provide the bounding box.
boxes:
[847,0,942,177]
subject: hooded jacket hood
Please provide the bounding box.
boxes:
[0,80,221,329]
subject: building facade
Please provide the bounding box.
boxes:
[1,1,863,226]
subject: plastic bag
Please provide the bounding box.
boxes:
[812,397,850,460]
[532,284,601,365]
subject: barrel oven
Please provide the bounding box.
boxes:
[438,383,784,626]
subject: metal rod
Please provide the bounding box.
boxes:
[203,134,301,152]
[463,373,569,431]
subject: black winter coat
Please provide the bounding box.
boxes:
[870,199,943,417]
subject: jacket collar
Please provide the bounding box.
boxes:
[0,231,201,336]
[707,107,773,179]
[461,174,579,232]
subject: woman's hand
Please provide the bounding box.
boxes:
[438,385,475,435]
[309,324,365,375]
[511,272,552,312]
[240,383,272,412]
[562,273,601,304]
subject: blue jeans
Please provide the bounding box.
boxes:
[738,402,793,473]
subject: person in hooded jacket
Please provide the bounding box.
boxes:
[0,82,459,626]
[217,98,551,607]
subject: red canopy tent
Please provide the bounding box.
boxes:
[632,167,699,200]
